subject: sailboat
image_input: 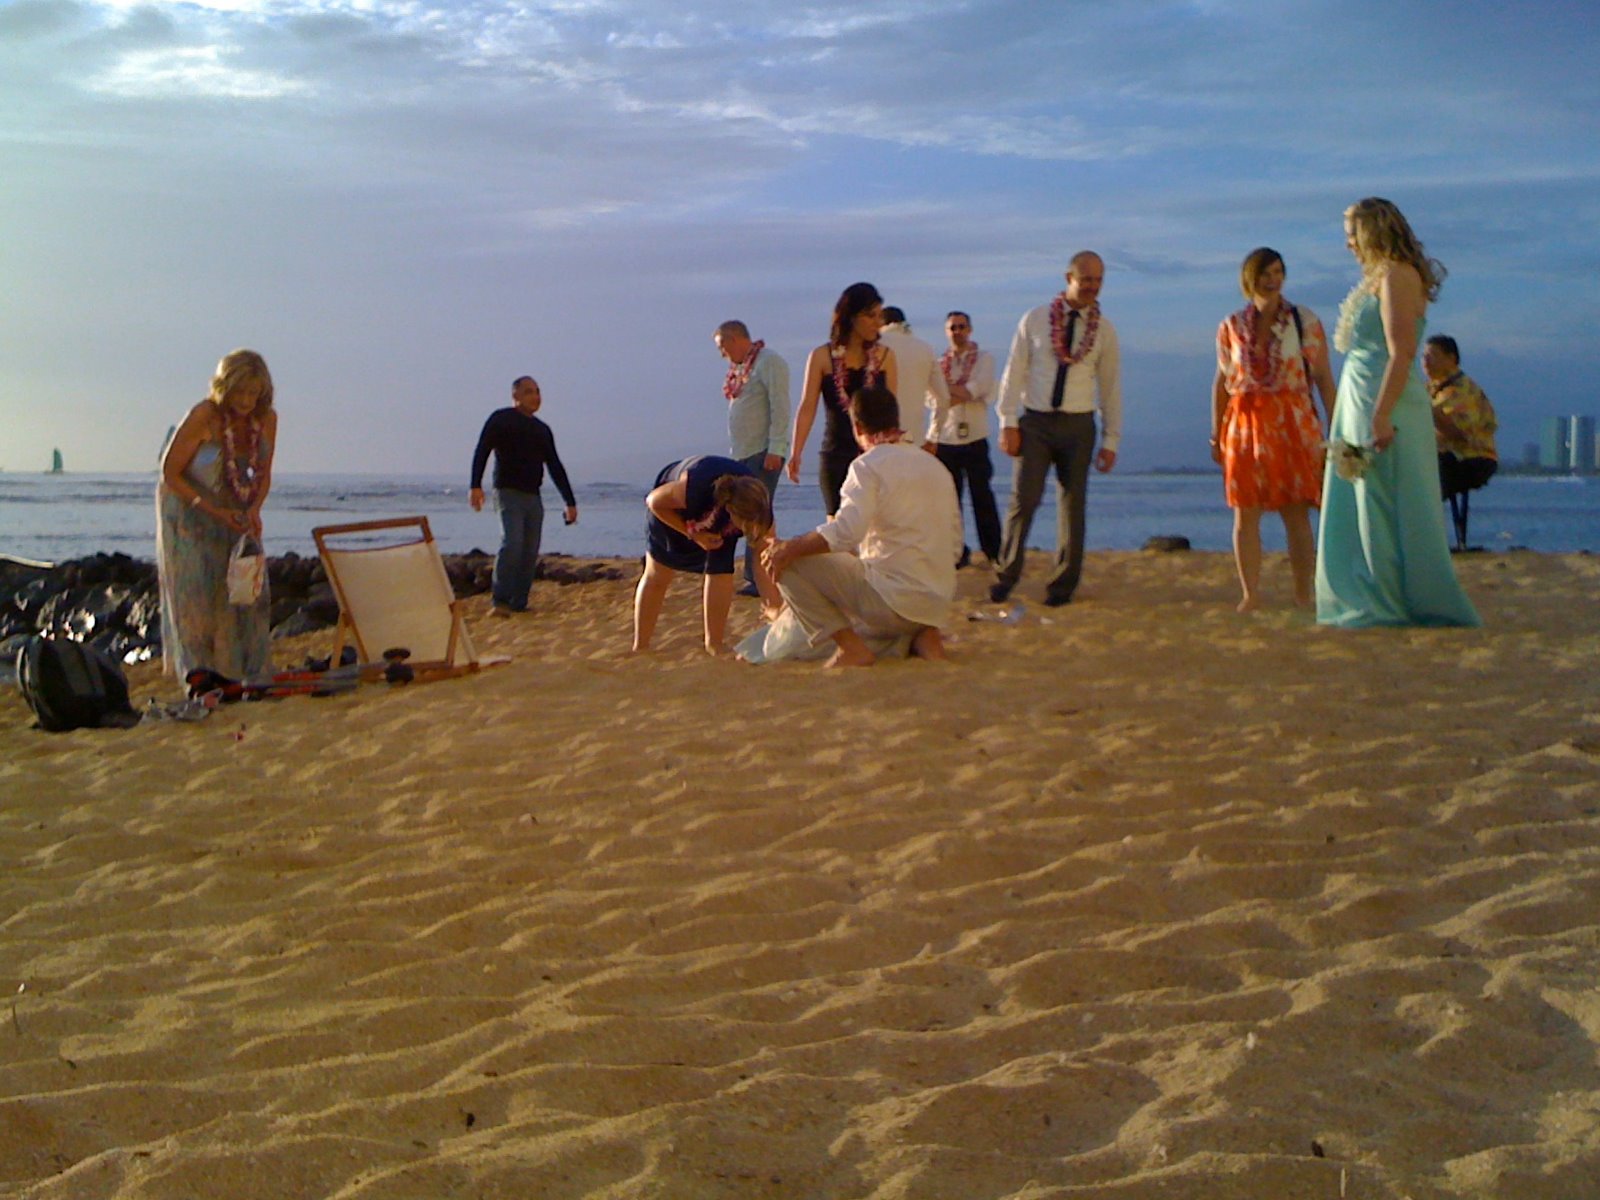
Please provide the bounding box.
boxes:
[49,448,64,474]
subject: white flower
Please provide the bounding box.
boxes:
[1327,438,1374,482]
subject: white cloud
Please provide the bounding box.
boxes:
[88,45,314,98]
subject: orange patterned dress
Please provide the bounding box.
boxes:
[1216,303,1328,510]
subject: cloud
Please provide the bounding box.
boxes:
[88,44,314,98]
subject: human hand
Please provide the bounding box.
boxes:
[1372,413,1395,451]
[762,537,797,580]
[1209,439,1223,465]
[247,507,264,539]
[764,453,784,473]
[921,441,937,454]
[221,508,250,536]
[691,531,723,551]
[785,454,801,483]
[469,487,485,512]
[1000,428,1022,457]
[564,505,578,525]
[1095,448,1117,473]
[949,383,973,405]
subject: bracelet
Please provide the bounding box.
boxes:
[189,494,203,509]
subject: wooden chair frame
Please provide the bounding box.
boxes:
[312,516,479,681]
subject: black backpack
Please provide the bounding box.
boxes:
[17,637,140,732]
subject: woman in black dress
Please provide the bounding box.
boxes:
[631,455,777,655]
[788,282,900,514]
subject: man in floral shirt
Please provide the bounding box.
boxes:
[1423,335,1498,550]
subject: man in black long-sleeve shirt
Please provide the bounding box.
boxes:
[469,377,578,616]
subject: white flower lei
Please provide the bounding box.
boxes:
[1333,278,1375,353]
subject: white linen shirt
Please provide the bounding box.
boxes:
[878,325,949,443]
[996,303,1123,453]
[927,347,997,445]
[816,441,959,628]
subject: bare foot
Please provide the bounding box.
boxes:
[1235,595,1261,614]
[910,628,947,661]
[825,647,875,668]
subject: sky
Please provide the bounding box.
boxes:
[3,0,1597,482]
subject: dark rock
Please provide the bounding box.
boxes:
[1142,535,1191,552]
[1,547,623,651]
[302,583,341,624]
[271,609,326,639]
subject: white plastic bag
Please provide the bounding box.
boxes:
[226,535,265,605]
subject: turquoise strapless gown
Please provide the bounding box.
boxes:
[1314,292,1480,628]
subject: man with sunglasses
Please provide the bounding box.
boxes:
[928,311,1000,568]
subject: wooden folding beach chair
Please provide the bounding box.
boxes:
[312,517,498,682]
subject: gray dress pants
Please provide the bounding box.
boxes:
[994,410,1096,600]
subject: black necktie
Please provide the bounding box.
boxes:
[1050,309,1078,409]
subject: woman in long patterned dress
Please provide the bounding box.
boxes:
[1315,198,1479,628]
[788,282,900,515]
[1210,248,1337,611]
[156,349,278,678]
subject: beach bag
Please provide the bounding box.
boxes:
[17,636,139,732]
[226,535,266,605]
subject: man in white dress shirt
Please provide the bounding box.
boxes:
[764,384,959,668]
[991,251,1122,606]
[877,307,949,446]
[928,311,1000,569]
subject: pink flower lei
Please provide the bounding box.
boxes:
[722,340,764,401]
[1234,303,1291,391]
[1049,295,1100,364]
[829,341,885,410]
[220,414,262,508]
[940,342,979,387]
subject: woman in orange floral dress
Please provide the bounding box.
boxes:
[1210,248,1337,611]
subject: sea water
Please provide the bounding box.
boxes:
[2,470,1596,565]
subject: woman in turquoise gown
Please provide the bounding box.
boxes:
[1315,199,1480,628]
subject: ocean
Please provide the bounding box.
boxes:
[2,469,1596,565]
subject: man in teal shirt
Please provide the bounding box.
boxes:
[715,320,791,595]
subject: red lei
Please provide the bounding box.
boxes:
[1048,295,1100,364]
[1234,303,1291,391]
[220,415,262,508]
[829,342,885,410]
[940,343,979,387]
[722,340,764,401]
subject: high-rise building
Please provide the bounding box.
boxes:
[1569,416,1597,474]
[1540,417,1570,470]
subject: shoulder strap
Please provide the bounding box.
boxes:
[1289,305,1315,387]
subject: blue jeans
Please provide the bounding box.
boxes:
[493,487,544,610]
[739,450,784,588]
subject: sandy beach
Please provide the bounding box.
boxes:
[4,549,1599,1199]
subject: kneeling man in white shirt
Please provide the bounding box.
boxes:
[764,383,959,667]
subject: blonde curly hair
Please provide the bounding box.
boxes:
[1344,198,1446,300]
[208,349,274,412]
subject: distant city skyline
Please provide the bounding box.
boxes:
[3,1,1598,483]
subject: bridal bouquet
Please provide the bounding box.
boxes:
[1327,438,1375,482]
